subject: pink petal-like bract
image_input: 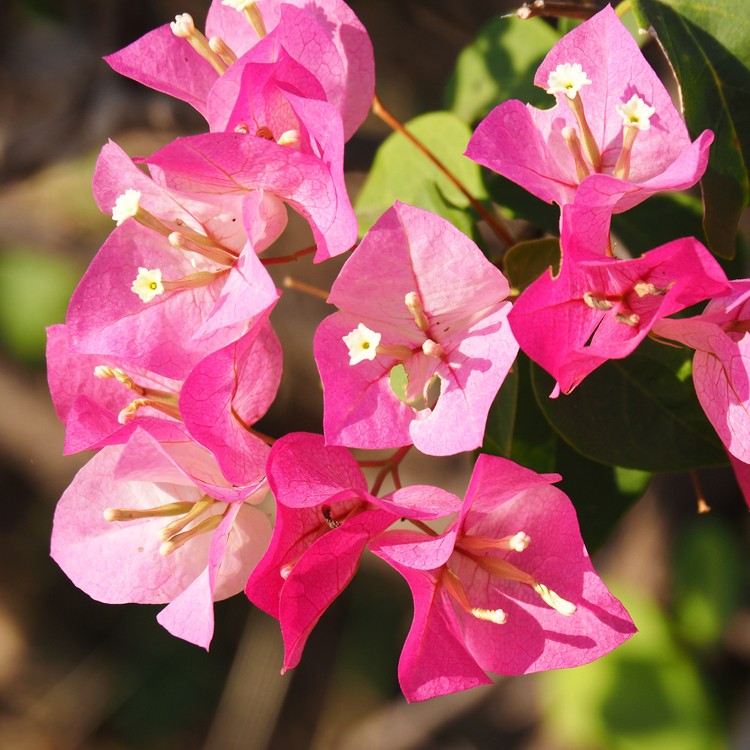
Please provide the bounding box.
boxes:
[245,433,461,670]
[466,5,712,243]
[51,430,271,649]
[106,0,374,140]
[315,202,518,455]
[509,208,730,395]
[371,454,636,701]
[653,280,750,463]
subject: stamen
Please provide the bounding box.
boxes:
[472,555,577,616]
[321,505,342,530]
[255,126,275,140]
[443,569,507,625]
[168,231,237,265]
[171,13,227,74]
[421,339,444,359]
[458,532,531,554]
[103,502,194,522]
[566,93,601,172]
[532,582,577,616]
[94,366,144,394]
[583,292,614,311]
[561,126,591,182]
[117,393,182,424]
[132,269,228,303]
[343,323,382,365]
[208,35,238,66]
[159,497,215,540]
[613,125,638,181]
[633,280,671,297]
[160,514,223,556]
[615,311,640,327]
[404,292,430,332]
[221,0,268,38]
[234,123,250,134]
[277,130,301,148]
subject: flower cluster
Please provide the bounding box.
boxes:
[47,2,749,703]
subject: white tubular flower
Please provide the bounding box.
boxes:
[131,267,164,303]
[343,323,382,365]
[546,63,592,99]
[112,189,142,226]
[616,94,655,130]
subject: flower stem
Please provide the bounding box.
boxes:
[369,445,412,496]
[690,470,711,513]
[371,94,515,248]
[516,0,600,20]
[282,276,330,301]
[261,245,319,266]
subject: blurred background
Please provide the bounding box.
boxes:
[1,0,749,748]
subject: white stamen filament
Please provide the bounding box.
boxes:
[221,0,268,38]
[170,13,227,74]
[405,291,430,332]
[443,568,507,626]
[458,532,531,554]
[532,582,577,616]
[103,502,194,522]
[168,231,237,266]
[159,497,215,541]
[615,311,641,327]
[160,514,223,556]
[208,35,238,66]
[561,126,591,182]
[277,130,301,148]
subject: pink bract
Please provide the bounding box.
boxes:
[105,0,374,140]
[653,280,750,464]
[509,209,730,395]
[245,432,461,670]
[315,202,518,455]
[466,5,712,241]
[51,430,271,649]
[370,454,637,702]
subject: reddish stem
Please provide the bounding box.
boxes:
[369,445,412,496]
[371,94,515,248]
[261,245,317,266]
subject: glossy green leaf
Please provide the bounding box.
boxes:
[354,111,486,235]
[531,339,727,471]
[445,16,559,124]
[504,237,560,293]
[632,0,750,258]
[486,172,561,235]
[481,359,518,459]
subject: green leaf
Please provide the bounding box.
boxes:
[445,16,560,124]
[486,172,561,235]
[481,360,518,459]
[354,111,486,235]
[531,339,727,471]
[632,0,750,258]
[504,237,560,293]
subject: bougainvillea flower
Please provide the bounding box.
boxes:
[370,454,636,702]
[509,209,730,396]
[314,202,518,456]
[653,280,750,463]
[66,140,281,379]
[51,429,271,648]
[245,432,461,670]
[48,316,281,488]
[144,129,356,262]
[466,5,712,239]
[105,0,374,140]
